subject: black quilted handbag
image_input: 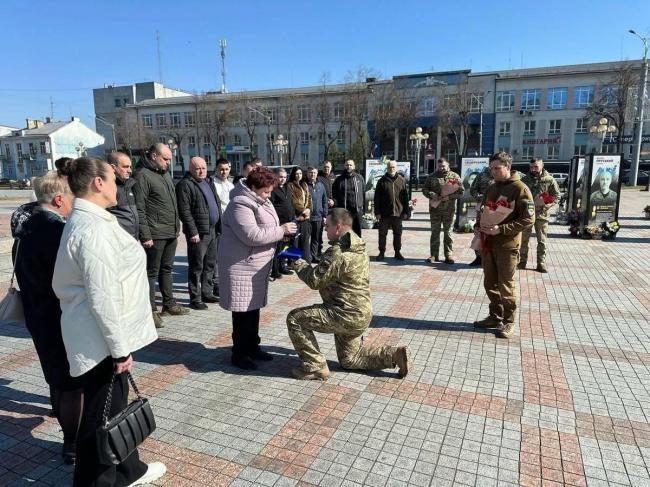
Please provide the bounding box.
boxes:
[97,372,156,465]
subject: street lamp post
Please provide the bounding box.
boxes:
[167,138,177,179]
[470,93,489,155]
[629,29,649,187]
[589,117,617,152]
[95,116,117,151]
[75,142,86,157]
[273,134,289,166]
[248,107,273,162]
[409,127,429,188]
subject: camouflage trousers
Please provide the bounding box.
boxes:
[286,304,396,372]
[520,219,549,264]
[429,210,455,258]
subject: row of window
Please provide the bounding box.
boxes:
[496,86,594,112]
[498,118,591,136]
[1,141,49,158]
[496,143,620,160]
[154,131,347,147]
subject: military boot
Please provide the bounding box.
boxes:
[291,364,330,381]
[152,311,164,329]
[537,262,548,273]
[517,256,527,270]
[473,316,502,328]
[392,346,409,378]
[496,322,515,339]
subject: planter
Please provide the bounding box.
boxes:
[361,219,375,229]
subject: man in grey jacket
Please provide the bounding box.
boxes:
[133,143,190,328]
[107,151,139,239]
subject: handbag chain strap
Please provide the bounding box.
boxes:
[10,240,20,288]
[102,371,144,427]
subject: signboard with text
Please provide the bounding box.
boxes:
[455,157,490,229]
[364,159,411,212]
[581,154,622,229]
[568,156,586,211]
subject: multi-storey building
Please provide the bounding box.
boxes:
[0,117,105,179]
[94,59,648,175]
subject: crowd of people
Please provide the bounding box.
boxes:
[9,146,559,485]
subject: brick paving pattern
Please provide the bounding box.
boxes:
[1,190,649,486]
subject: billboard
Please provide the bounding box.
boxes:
[583,154,622,226]
[365,159,410,212]
[456,157,490,229]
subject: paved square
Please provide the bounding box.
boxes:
[1,190,649,486]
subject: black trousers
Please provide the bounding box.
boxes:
[213,234,221,296]
[74,358,147,487]
[295,219,311,263]
[309,220,323,260]
[350,210,362,237]
[186,226,217,304]
[378,215,403,252]
[232,309,261,359]
[145,237,177,310]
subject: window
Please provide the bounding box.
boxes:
[547,144,560,160]
[158,136,167,144]
[468,93,484,113]
[521,89,541,110]
[170,112,181,128]
[184,112,195,127]
[443,94,459,108]
[600,85,619,106]
[202,136,210,146]
[188,136,196,146]
[522,146,534,159]
[204,154,212,164]
[495,91,515,112]
[574,86,594,107]
[549,119,562,135]
[576,118,588,133]
[264,108,277,123]
[16,143,23,157]
[498,121,511,136]
[29,143,36,156]
[337,130,346,145]
[297,104,311,123]
[233,134,241,145]
[333,102,346,121]
[156,113,167,128]
[574,144,587,156]
[547,88,567,109]
[602,144,617,154]
[142,114,153,128]
[498,145,511,154]
[445,149,458,165]
[114,98,123,108]
[423,97,435,116]
[123,98,129,106]
[300,132,309,144]
[40,141,46,154]
[199,110,211,125]
[301,153,309,164]
[523,121,536,136]
[218,134,226,145]
[4,144,10,158]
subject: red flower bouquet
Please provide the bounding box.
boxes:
[535,191,555,207]
[470,197,513,251]
[430,179,462,208]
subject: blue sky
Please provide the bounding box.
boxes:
[2,0,649,129]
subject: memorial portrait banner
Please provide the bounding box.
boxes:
[456,157,490,229]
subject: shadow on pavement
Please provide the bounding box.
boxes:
[0,320,31,339]
[369,315,494,334]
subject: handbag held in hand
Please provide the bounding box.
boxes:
[97,371,156,465]
[0,240,24,324]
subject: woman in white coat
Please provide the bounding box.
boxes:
[53,157,165,487]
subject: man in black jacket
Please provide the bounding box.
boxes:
[176,157,222,309]
[373,160,409,260]
[317,160,336,209]
[133,143,189,327]
[270,167,294,278]
[107,151,139,239]
[332,159,365,236]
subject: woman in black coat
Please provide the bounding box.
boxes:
[12,167,81,464]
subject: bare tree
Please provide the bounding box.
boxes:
[342,66,379,165]
[434,78,478,157]
[114,109,156,157]
[314,73,345,162]
[196,93,236,159]
[586,63,640,152]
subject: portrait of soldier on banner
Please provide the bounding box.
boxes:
[587,159,620,224]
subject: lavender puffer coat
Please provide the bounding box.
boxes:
[218,181,284,312]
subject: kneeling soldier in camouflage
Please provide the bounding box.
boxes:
[287,208,410,380]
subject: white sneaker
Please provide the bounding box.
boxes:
[127,462,167,486]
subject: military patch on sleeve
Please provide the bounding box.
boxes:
[526,200,535,217]
[315,256,332,277]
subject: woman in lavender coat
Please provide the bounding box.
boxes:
[218,167,297,370]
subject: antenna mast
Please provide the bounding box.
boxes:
[156,31,163,82]
[219,39,228,93]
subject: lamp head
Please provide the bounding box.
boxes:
[629,29,637,35]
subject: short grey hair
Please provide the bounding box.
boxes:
[35,170,72,205]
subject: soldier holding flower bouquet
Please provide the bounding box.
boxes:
[473,152,534,339]
[520,158,560,273]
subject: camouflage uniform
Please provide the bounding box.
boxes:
[422,170,462,259]
[287,231,396,372]
[520,169,560,266]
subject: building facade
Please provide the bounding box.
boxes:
[0,118,105,179]
[93,59,648,175]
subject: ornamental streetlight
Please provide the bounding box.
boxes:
[628,29,649,186]
[167,138,178,178]
[75,142,86,157]
[409,127,429,186]
[589,118,617,152]
[273,134,289,166]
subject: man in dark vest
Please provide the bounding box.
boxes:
[107,151,139,239]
